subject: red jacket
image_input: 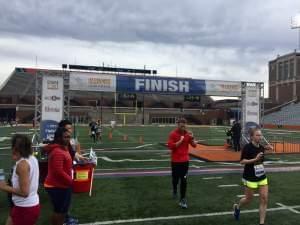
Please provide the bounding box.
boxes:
[167,128,197,162]
[44,144,73,188]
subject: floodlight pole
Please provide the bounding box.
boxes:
[298,28,300,50]
[142,65,146,125]
[291,14,300,50]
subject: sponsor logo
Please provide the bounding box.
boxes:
[44,106,60,112]
[47,80,59,89]
[219,84,240,91]
[247,101,259,106]
[247,111,258,116]
[247,89,258,97]
[88,78,112,88]
[45,96,61,101]
[135,79,189,92]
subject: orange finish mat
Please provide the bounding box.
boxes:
[189,142,300,162]
[189,144,241,162]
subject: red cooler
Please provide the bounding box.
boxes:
[72,163,95,193]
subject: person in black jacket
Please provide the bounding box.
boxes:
[231,121,241,151]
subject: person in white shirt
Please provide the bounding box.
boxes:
[0,134,40,225]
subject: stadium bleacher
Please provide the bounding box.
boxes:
[263,102,300,126]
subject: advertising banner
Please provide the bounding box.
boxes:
[40,76,64,142]
[244,85,260,125]
[70,72,116,92]
[205,80,241,97]
[116,75,206,95]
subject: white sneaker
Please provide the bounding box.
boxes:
[179,198,188,209]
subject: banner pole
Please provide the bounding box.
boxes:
[89,167,95,197]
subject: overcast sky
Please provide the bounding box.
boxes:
[0,0,300,96]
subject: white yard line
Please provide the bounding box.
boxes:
[135,144,154,149]
[202,176,223,180]
[99,156,170,162]
[0,137,10,142]
[10,132,33,135]
[78,203,300,225]
[97,167,171,171]
[276,203,300,214]
[237,194,259,198]
[218,184,239,187]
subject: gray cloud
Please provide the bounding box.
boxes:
[0,0,299,50]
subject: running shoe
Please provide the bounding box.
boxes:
[233,203,240,220]
[65,216,79,225]
[179,198,188,209]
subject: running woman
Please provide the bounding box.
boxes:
[233,128,273,225]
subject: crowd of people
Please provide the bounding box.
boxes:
[0,117,272,225]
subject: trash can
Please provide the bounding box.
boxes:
[72,163,95,193]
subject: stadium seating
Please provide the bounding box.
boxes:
[262,102,300,126]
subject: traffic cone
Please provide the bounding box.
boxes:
[123,134,128,141]
[139,136,144,144]
[108,131,113,140]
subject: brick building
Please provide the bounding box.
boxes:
[269,51,300,104]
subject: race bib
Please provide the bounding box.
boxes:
[254,164,265,177]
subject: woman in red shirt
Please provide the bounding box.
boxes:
[44,127,73,225]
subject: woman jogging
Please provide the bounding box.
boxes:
[233,128,273,225]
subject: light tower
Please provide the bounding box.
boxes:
[291,14,300,50]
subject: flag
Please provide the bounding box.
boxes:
[291,15,300,29]
[89,147,98,166]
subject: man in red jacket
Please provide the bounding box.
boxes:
[167,118,197,209]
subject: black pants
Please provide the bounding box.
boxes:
[171,161,189,200]
[233,136,240,151]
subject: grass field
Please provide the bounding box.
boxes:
[1,124,300,224]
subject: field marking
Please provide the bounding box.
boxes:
[207,138,226,141]
[78,203,300,225]
[97,167,171,171]
[265,161,300,165]
[202,176,223,180]
[217,162,240,166]
[218,184,239,187]
[276,203,300,214]
[135,144,154,149]
[98,156,204,163]
[0,137,10,142]
[99,156,170,162]
[237,194,259,198]
[264,128,300,133]
[96,164,207,172]
[0,146,10,149]
[10,132,33,135]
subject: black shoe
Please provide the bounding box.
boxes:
[172,192,177,199]
[233,204,240,220]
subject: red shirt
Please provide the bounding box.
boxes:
[167,128,197,162]
[44,144,73,188]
